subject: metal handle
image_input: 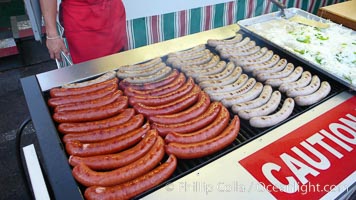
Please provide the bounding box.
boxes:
[270,0,286,17]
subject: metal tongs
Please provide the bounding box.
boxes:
[270,0,286,17]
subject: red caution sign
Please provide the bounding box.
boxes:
[239,96,356,199]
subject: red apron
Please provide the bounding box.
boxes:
[61,0,127,64]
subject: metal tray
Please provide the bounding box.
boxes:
[237,7,356,91]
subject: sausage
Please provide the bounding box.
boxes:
[286,75,320,97]
[133,85,200,117]
[118,57,162,71]
[54,90,123,113]
[172,52,214,69]
[258,63,295,82]
[84,155,177,200]
[165,115,240,159]
[123,66,172,84]
[72,133,165,187]
[118,69,179,91]
[230,47,268,63]
[50,78,119,98]
[124,73,186,97]
[186,61,226,78]
[68,130,157,170]
[231,85,272,113]
[52,97,128,123]
[279,71,312,93]
[148,91,210,124]
[128,77,194,106]
[58,108,135,134]
[168,44,206,57]
[220,46,261,59]
[167,49,211,64]
[207,34,243,47]
[194,61,234,82]
[65,122,150,157]
[237,91,281,120]
[252,59,288,77]
[221,82,264,107]
[180,55,220,71]
[237,50,274,66]
[214,37,250,49]
[165,106,229,144]
[199,65,242,89]
[152,102,221,136]
[62,114,145,143]
[263,66,304,88]
[209,78,256,102]
[62,71,116,88]
[116,62,166,79]
[249,98,295,128]
[203,74,248,95]
[242,54,280,73]
[48,84,118,107]
[294,81,331,106]
[216,40,256,51]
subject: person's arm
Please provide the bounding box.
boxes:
[39,0,68,60]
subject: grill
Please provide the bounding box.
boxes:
[21,27,347,199]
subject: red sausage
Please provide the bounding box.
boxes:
[148,91,211,124]
[133,85,200,117]
[72,133,165,187]
[119,69,179,91]
[52,96,128,123]
[50,78,119,98]
[165,115,240,159]
[152,102,221,136]
[165,105,230,143]
[124,73,186,97]
[48,84,118,107]
[68,130,157,170]
[54,90,123,113]
[128,77,194,106]
[57,108,135,134]
[84,155,177,200]
[62,114,145,143]
[65,123,150,157]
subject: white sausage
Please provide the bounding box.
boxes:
[286,75,320,97]
[294,81,331,106]
[181,55,220,72]
[207,34,243,47]
[186,61,226,78]
[242,54,280,73]
[195,61,235,82]
[219,46,261,59]
[63,71,116,88]
[279,71,312,93]
[252,59,288,77]
[118,58,162,71]
[229,47,268,63]
[116,62,166,79]
[123,67,172,84]
[199,66,242,88]
[209,78,256,101]
[204,74,248,95]
[263,66,303,87]
[221,82,264,107]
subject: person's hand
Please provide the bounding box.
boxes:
[46,36,69,61]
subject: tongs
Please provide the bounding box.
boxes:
[269,0,329,29]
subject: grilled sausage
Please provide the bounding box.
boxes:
[260,63,295,82]
[279,71,312,93]
[123,67,172,84]
[186,61,226,78]
[242,54,280,72]
[294,81,331,106]
[118,58,162,71]
[209,78,256,102]
[199,65,242,89]
[221,82,264,107]
[171,53,214,69]
[180,55,220,72]
[220,45,261,58]
[165,115,240,159]
[231,85,272,113]
[194,61,234,82]
[252,59,288,77]
[116,62,166,79]
[62,71,116,88]
[207,34,243,47]
[203,74,248,95]
[286,75,320,97]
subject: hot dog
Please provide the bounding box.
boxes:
[165,115,240,159]
[231,85,272,113]
[48,84,118,107]
[62,114,145,143]
[294,81,331,106]
[124,73,186,97]
[58,108,135,134]
[279,71,312,93]
[286,75,320,97]
[65,122,150,157]
[165,105,229,144]
[84,155,177,200]
[52,97,128,123]
[62,71,116,88]
[249,98,295,128]
[237,91,281,120]
[54,90,123,113]
[221,82,263,107]
[119,69,179,91]
[72,133,165,187]
[151,102,221,136]
[128,77,194,106]
[123,67,172,84]
[50,78,118,98]
[148,91,210,124]
[207,34,243,47]
[68,130,157,170]
[133,85,200,117]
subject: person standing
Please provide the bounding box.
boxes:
[40,0,127,64]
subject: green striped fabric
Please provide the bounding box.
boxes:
[126,0,346,50]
